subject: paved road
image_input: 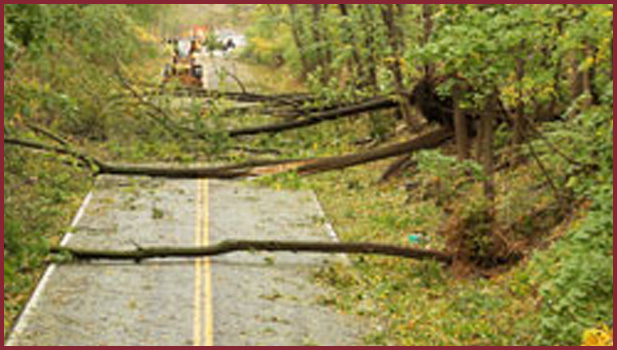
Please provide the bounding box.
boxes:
[6,177,366,346]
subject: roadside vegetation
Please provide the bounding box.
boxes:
[243,4,613,346]
[4,4,613,346]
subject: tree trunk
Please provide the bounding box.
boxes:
[571,53,585,101]
[581,42,593,109]
[481,94,497,202]
[452,83,470,160]
[297,128,453,175]
[228,96,399,137]
[51,240,453,264]
[513,41,527,144]
[610,24,614,80]
[380,4,420,131]
[6,128,453,180]
[338,4,363,89]
[421,4,435,78]
[379,156,416,182]
[311,4,329,82]
[359,5,379,93]
[287,5,310,76]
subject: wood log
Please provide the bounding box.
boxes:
[296,128,453,175]
[228,97,398,137]
[379,156,416,183]
[148,87,315,106]
[4,136,304,179]
[25,123,70,147]
[51,240,453,264]
[5,128,453,180]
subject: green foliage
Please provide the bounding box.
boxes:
[3,4,165,140]
[4,19,18,70]
[4,4,49,49]
[4,4,169,339]
[415,150,484,203]
[528,105,613,345]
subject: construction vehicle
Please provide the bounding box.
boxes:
[162,38,203,88]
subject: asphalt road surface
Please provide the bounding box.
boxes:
[6,177,367,346]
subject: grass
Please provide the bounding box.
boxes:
[261,161,543,346]
[246,113,579,345]
[3,149,92,341]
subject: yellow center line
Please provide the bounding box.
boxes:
[194,179,214,346]
[193,180,203,346]
[202,180,214,346]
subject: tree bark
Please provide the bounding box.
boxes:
[51,240,453,264]
[581,42,594,108]
[380,4,420,131]
[421,4,435,78]
[513,41,527,144]
[4,137,302,179]
[297,128,453,175]
[6,128,453,180]
[4,137,104,170]
[228,96,399,137]
[379,155,416,182]
[287,4,310,76]
[481,94,497,202]
[147,86,315,106]
[452,83,470,160]
[311,4,329,82]
[359,5,379,93]
[338,4,363,88]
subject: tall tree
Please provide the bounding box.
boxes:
[287,4,310,77]
[380,4,420,130]
[481,93,498,203]
[452,83,470,160]
[338,4,363,89]
[310,4,330,82]
[358,5,379,93]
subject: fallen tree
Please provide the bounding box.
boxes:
[5,127,453,179]
[296,128,453,175]
[379,155,417,183]
[50,240,453,264]
[146,86,315,106]
[219,99,367,120]
[4,136,303,179]
[119,70,398,140]
[228,96,399,137]
[4,137,104,169]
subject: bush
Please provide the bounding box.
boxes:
[532,105,613,345]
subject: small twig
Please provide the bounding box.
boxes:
[379,156,416,183]
[25,123,70,146]
[218,66,247,94]
[527,141,564,209]
[4,137,104,170]
[128,239,145,252]
[229,145,283,156]
[523,118,585,168]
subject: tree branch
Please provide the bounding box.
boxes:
[51,240,453,264]
[25,123,70,147]
[5,128,453,179]
[4,137,104,170]
[228,96,399,137]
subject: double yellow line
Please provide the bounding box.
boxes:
[194,180,214,346]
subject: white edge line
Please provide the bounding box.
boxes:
[310,192,350,265]
[6,191,94,346]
